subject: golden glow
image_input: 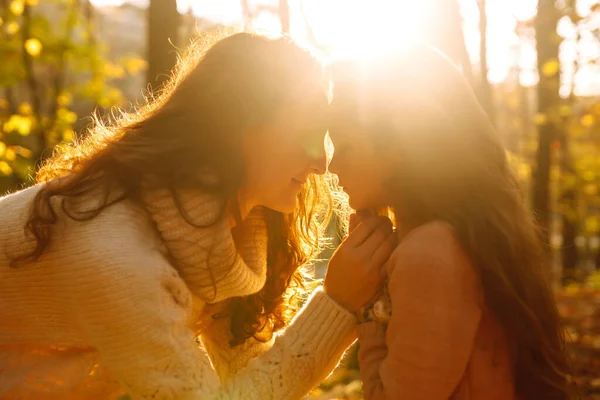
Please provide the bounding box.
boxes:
[299,0,426,60]
[87,0,600,94]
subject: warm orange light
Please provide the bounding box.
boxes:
[301,0,426,61]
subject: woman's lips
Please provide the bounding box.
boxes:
[291,178,305,187]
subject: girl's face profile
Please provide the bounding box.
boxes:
[328,99,394,211]
[241,90,329,213]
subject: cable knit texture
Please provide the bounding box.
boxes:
[0,182,357,399]
[356,221,516,400]
[139,183,269,304]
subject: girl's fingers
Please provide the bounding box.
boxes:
[345,216,391,247]
[371,232,397,270]
[361,218,394,255]
[349,209,377,233]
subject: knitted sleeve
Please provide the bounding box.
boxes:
[68,241,356,400]
[64,244,220,399]
[199,288,358,388]
[198,302,276,382]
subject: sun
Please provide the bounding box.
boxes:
[301,0,427,61]
[88,0,551,88]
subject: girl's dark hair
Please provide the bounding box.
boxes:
[331,45,576,399]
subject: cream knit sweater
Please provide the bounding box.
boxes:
[0,181,357,400]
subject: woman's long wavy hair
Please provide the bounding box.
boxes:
[16,32,332,346]
[331,45,576,399]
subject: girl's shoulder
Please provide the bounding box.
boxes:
[387,220,473,281]
[394,220,459,255]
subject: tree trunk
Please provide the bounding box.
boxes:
[279,0,290,33]
[49,0,80,125]
[560,189,578,283]
[147,0,180,90]
[21,3,42,116]
[421,0,473,84]
[561,21,581,283]
[478,0,495,122]
[240,0,251,27]
[533,0,561,247]
[21,1,46,166]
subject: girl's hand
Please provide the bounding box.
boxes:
[324,215,396,313]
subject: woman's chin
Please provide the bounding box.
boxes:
[348,195,382,213]
[347,196,365,211]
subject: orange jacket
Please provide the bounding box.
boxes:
[357,221,516,400]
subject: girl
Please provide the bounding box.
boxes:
[327,45,573,399]
[0,33,393,399]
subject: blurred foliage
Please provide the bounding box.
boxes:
[0,0,146,193]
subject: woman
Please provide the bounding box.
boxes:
[0,33,392,399]
[327,45,574,399]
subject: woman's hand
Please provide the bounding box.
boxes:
[324,214,396,313]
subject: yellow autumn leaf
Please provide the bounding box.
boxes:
[62,129,74,142]
[533,113,548,125]
[4,115,19,134]
[542,59,560,77]
[5,115,32,136]
[107,88,124,105]
[25,0,38,5]
[89,78,103,95]
[583,171,595,181]
[583,184,597,196]
[103,62,125,79]
[17,117,32,136]
[124,57,148,76]
[558,104,572,117]
[57,108,77,124]
[56,93,72,107]
[6,21,19,35]
[4,147,16,161]
[586,216,599,233]
[0,17,4,27]
[0,142,5,157]
[98,97,111,108]
[18,102,32,115]
[24,38,42,57]
[565,283,580,294]
[581,114,595,127]
[0,161,12,176]
[9,0,24,16]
